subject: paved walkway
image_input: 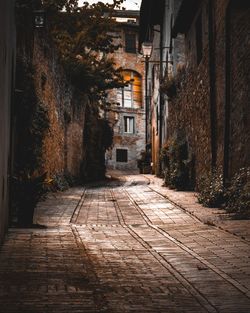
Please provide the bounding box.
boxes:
[0,173,250,312]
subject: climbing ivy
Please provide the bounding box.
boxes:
[161,131,195,190]
[14,59,50,174]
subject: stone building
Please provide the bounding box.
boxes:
[140,0,250,185]
[0,0,16,243]
[139,0,184,175]
[105,11,146,171]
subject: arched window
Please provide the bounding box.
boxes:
[117,70,142,108]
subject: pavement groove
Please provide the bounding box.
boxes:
[121,187,250,297]
[112,187,250,310]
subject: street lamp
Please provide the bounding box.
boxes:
[141,41,153,163]
[141,41,153,59]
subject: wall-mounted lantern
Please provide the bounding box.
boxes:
[34,10,46,28]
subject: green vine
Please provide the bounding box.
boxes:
[161,131,195,190]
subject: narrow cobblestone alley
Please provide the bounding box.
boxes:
[0,173,250,313]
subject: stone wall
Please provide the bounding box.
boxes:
[14,7,108,186]
[167,0,217,182]
[207,0,250,177]
[32,34,86,179]
[167,47,212,180]
[0,0,15,243]
[166,0,250,185]
[106,108,145,170]
[228,3,250,176]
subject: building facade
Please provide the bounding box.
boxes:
[105,11,146,171]
[139,0,184,175]
[140,0,250,186]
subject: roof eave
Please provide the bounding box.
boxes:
[172,0,201,37]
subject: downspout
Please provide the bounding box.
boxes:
[208,0,217,169]
[224,2,231,182]
[145,58,149,150]
[9,0,17,226]
[159,22,164,175]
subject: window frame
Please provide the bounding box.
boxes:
[123,116,135,134]
[117,71,142,108]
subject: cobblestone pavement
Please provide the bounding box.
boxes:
[0,174,250,312]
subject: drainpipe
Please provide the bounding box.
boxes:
[208,0,217,169]
[224,2,231,182]
[159,23,164,175]
[145,57,149,151]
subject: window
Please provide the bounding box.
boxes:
[124,83,133,107]
[195,13,203,64]
[124,116,135,134]
[117,71,142,108]
[125,33,136,53]
[116,149,128,162]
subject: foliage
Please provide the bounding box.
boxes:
[14,59,50,174]
[41,0,125,99]
[12,171,52,226]
[49,173,70,191]
[99,118,114,150]
[15,1,120,187]
[224,168,250,218]
[12,58,50,225]
[160,74,177,98]
[160,65,186,99]
[137,150,151,174]
[161,131,195,190]
[197,167,225,208]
